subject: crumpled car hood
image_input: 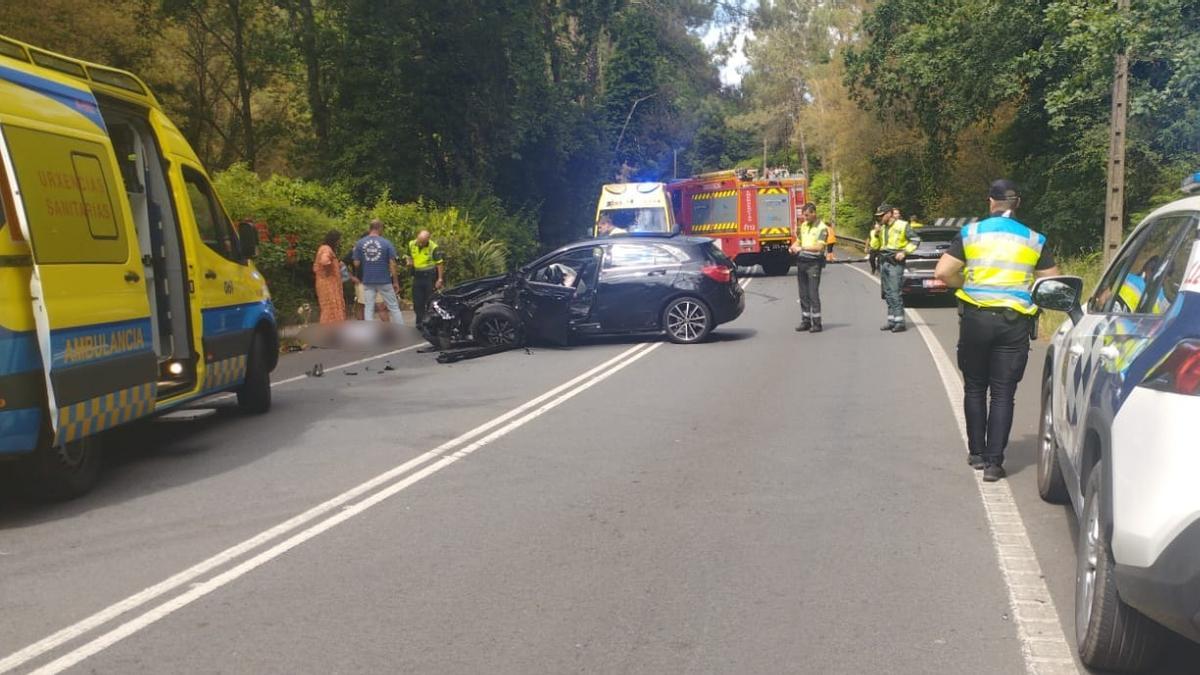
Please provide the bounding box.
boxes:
[439,274,512,299]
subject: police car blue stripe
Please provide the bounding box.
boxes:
[0,63,107,132]
[0,408,41,453]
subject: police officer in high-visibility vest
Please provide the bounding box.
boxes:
[790,203,830,333]
[877,203,919,332]
[867,207,886,274]
[934,180,1059,482]
[406,229,446,325]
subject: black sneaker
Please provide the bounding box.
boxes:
[795,322,811,332]
[810,320,823,333]
[891,323,907,333]
[982,464,1006,482]
[968,454,985,470]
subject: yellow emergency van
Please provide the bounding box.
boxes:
[593,182,677,236]
[0,35,278,498]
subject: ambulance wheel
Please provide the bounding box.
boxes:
[19,431,103,501]
[237,335,272,415]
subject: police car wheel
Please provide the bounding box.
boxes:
[1036,376,1069,504]
[471,305,525,347]
[237,335,272,415]
[1075,462,1166,671]
[18,431,102,501]
[663,297,712,344]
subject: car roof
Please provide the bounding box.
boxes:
[1142,194,1200,222]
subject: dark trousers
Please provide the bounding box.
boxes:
[880,258,905,324]
[796,258,823,321]
[956,304,1033,464]
[868,251,880,274]
[412,270,437,324]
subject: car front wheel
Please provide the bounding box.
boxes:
[1075,461,1166,672]
[1037,376,1069,504]
[663,297,712,344]
[470,304,525,347]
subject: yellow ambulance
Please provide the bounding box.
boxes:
[0,35,278,498]
[593,182,677,236]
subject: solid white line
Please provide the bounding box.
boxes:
[0,342,653,674]
[841,263,1078,675]
[28,341,665,675]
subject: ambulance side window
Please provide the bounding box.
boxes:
[182,167,241,263]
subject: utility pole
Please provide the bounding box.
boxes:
[1103,0,1131,264]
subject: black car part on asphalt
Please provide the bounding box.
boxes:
[421,235,745,354]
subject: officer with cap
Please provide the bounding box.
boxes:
[867,205,886,274]
[877,202,919,332]
[934,179,1059,481]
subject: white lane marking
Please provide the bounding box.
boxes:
[842,264,1079,675]
[0,342,654,674]
[28,341,665,675]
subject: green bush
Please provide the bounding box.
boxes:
[213,167,523,325]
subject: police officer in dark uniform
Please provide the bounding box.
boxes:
[790,203,830,333]
[934,180,1060,481]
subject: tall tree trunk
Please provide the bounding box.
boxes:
[227,0,257,168]
[290,0,329,157]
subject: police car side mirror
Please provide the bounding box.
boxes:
[1032,276,1084,324]
[237,221,258,259]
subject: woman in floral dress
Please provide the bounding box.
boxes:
[312,230,347,324]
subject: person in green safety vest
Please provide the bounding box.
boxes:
[866,207,886,275]
[406,229,446,325]
[877,203,919,332]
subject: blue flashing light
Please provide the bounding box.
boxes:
[1183,171,1200,195]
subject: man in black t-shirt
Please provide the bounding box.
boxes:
[934,180,1060,481]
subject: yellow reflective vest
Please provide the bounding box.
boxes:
[868,227,883,251]
[955,216,1046,315]
[408,240,444,271]
[795,221,830,259]
[882,219,918,254]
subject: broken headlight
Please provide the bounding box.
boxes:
[432,300,455,320]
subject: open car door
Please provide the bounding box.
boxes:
[521,247,603,346]
[1,121,158,447]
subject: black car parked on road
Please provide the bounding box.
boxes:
[901,226,958,300]
[421,236,745,349]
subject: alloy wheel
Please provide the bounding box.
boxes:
[479,317,518,345]
[1076,488,1101,643]
[667,300,707,342]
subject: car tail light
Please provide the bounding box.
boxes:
[1142,340,1200,396]
[701,263,733,284]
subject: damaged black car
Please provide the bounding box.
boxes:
[421,236,745,350]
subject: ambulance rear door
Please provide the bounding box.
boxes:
[0,107,158,446]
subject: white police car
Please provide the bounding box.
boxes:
[1032,171,1200,671]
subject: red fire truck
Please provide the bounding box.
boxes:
[666,170,807,276]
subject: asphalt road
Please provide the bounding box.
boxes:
[2,262,1198,674]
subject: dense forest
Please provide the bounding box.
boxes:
[4,0,1198,271]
